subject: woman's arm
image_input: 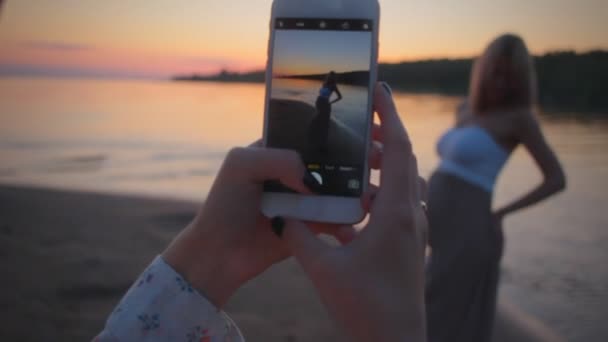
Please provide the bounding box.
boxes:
[95,256,243,341]
[95,144,350,341]
[330,86,343,104]
[495,114,566,218]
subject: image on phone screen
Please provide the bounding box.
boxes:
[266,18,373,197]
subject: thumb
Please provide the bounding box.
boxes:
[281,218,331,271]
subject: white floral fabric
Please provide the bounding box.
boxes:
[95,256,244,342]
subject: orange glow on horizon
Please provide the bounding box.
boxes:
[0,1,606,78]
[0,45,264,77]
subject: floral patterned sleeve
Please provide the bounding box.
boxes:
[95,256,244,342]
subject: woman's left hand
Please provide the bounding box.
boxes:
[162,144,356,308]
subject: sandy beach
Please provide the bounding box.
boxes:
[0,185,341,341]
[0,185,568,341]
[0,185,197,340]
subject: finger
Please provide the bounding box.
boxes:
[308,222,341,237]
[310,223,358,245]
[410,154,420,203]
[418,176,428,202]
[334,225,357,245]
[224,147,317,194]
[372,123,382,141]
[369,141,383,170]
[361,184,379,212]
[282,219,332,272]
[249,140,262,147]
[373,82,414,204]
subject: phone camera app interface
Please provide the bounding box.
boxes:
[266,18,373,197]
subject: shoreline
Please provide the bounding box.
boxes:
[0,184,564,341]
[173,78,608,115]
[172,50,608,113]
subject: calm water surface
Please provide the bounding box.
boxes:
[0,78,607,340]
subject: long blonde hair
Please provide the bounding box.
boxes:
[469,34,538,115]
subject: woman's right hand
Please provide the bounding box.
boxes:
[281,83,428,341]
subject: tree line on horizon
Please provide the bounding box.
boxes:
[173,50,608,112]
[277,70,370,87]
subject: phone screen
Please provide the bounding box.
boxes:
[265,18,374,197]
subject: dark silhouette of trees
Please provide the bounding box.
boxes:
[174,51,608,112]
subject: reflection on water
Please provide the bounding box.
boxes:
[0,78,264,199]
[0,78,607,340]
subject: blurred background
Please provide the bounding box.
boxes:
[0,1,606,341]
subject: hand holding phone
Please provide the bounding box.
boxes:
[281,83,428,342]
[163,142,357,308]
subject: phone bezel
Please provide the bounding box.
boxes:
[262,0,380,224]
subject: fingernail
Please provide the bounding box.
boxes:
[271,216,285,238]
[370,192,377,202]
[373,140,384,153]
[302,171,322,193]
[381,82,392,95]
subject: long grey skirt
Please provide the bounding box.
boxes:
[425,172,504,342]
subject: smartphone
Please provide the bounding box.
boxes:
[261,0,380,224]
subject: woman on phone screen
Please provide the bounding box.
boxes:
[312,71,342,153]
[425,34,566,342]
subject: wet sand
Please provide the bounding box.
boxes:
[0,185,564,341]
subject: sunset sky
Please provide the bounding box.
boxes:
[0,0,606,79]
[273,30,371,76]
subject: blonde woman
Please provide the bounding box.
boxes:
[425,34,566,342]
